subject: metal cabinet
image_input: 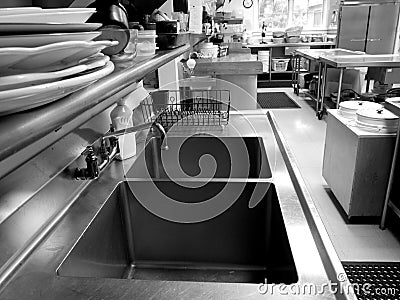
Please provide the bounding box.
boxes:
[337,1,400,54]
[366,4,400,54]
[322,110,396,220]
[338,5,370,52]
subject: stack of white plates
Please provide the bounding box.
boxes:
[0,7,117,115]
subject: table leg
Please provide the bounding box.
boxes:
[295,55,299,94]
[292,54,296,93]
[366,79,370,93]
[316,61,322,113]
[317,62,328,120]
[336,68,344,109]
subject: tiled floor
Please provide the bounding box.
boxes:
[262,87,400,262]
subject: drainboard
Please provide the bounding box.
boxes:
[57,181,297,284]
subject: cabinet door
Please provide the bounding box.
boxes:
[366,4,400,54]
[337,5,369,51]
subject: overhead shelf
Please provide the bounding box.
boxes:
[0,34,206,164]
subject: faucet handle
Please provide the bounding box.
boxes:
[81,145,94,156]
[85,149,99,179]
[74,146,99,180]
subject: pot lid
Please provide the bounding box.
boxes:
[339,100,382,111]
[356,108,399,120]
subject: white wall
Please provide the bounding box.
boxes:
[221,0,258,32]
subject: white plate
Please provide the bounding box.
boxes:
[0,61,114,115]
[0,7,95,16]
[0,55,110,91]
[0,7,42,16]
[0,10,95,24]
[41,8,96,13]
[0,31,101,47]
[0,22,102,34]
[0,40,118,75]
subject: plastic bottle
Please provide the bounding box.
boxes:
[110,98,136,160]
[261,21,266,43]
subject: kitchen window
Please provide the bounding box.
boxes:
[259,0,331,30]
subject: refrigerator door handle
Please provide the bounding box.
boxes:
[367,38,382,42]
[350,38,366,42]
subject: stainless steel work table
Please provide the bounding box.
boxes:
[292,49,364,119]
[193,53,263,110]
[247,41,336,48]
[319,54,400,113]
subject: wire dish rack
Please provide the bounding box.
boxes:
[139,89,231,130]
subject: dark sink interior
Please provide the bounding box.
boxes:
[126,136,272,179]
[57,181,297,284]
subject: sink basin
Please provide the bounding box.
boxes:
[127,136,272,179]
[57,181,297,284]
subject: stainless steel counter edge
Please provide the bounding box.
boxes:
[0,112,354,299]
[267,112,357,300]
[247,42,335,48]
[0,34,206,165]
[319,55,400,68]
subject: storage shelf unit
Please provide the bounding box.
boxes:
[247,42,334,83]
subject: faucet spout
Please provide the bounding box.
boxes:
[102,121,168,151]
[151,122,169,151]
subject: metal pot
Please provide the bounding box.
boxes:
[90,1,130,55]
[339,100,383,119]
[356,108,399,133]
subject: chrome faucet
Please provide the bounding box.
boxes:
[102,122,169,150]
[75,122,168,180]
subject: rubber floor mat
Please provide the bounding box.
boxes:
[342,262,400,299]
[257,92,300,109]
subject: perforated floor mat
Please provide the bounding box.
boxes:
[257,92,300,109]
[342,262,400,299]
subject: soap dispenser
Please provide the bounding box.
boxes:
[110,98,136,160]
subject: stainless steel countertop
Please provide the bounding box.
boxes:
[320,54,400,68]
[295,48,363,61]
[0,112,355,299]
[247,42,335,48]
[193,53,263,75]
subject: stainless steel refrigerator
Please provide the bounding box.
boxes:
[337,0,400,54]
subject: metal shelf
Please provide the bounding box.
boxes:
[0,34,207,166]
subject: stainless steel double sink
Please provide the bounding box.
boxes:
[57,135,298,285]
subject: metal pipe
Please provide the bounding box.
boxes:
[102,122,154,139]
[316,61,322,112]
[103,122,168,151]
[336,68,344,109]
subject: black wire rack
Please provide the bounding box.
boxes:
[139,89,231,130]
